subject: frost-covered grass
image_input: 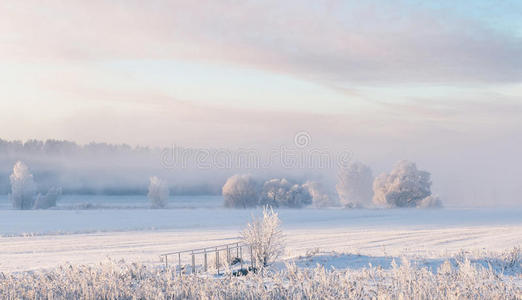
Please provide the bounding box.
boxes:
[1,249,520,299]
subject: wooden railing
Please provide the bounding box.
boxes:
[160,241,253,275]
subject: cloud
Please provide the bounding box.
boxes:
[1,0,521,85]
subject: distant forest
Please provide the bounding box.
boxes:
[0,139,223,195]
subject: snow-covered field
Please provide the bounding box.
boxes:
[0,195,521,298]
[0,195,520,272]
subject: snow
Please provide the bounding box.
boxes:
[0,195,520,273]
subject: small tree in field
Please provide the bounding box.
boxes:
[9,161,36,210]
[260,178,312,208]
[148,176,169,208]
[373,160,441,208]
[241,207,285,269]
[222,174,260,208]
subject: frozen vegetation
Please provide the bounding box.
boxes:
[0,248,520,299]
[223,175,313,208]
[0,203,520,298]
[241,207,285,268]
[221,160,444,209]
[303,180,336,208]
[2,139,446,210]
[147,176,169,208]
[373,160,442,208]
[8,161,61,210]
[260,178,312,208]
[34,186,62,209]
[8,161,36,210]
[223,174,260,208]
[336,162,373,208]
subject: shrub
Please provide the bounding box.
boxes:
[241,207,285,268]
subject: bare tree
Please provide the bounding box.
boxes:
[241,207,285,269]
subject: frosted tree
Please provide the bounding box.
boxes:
[222,174,260,208]
[336,162,373,208]
[373,160,441,208]
[34,186,62,209]
[241,207,285,269]
[285,183,312,208]
[261,178,312,208]
[9,161,36,210]
[148,176,169,208]
[303,181,338,207]
[260,179,289,207]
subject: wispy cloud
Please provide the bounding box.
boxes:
[1,0,521,85]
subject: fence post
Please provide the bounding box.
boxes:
[162,242,247,276]
[178,252,181,275]
[226,245,230,265]
[191,251,195,274]
[240,246,243,270]
[216,247,220,275]
[204,249,208,272]
[250,245,254,269]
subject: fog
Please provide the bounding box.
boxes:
[0,136,520,208]
[1,1,521,209]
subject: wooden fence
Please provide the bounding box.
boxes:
[160,241,253,275]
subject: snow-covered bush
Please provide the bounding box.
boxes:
[260,178,312,208]
[303,181,338,207]
[336,162,373,208]
[148,176,169,208]
[9,161,36,210]
[260,178,287,207]
[373,160,441,208]
[222,176,314,208]
[222,174,260,208]
[241,207,285,268]
[34,186,62,209]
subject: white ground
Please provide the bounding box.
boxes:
[1,207,521,273]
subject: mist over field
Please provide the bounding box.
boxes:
[1,1,521,209]
[0,137,520,208]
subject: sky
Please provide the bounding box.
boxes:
[1,0,522,204]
